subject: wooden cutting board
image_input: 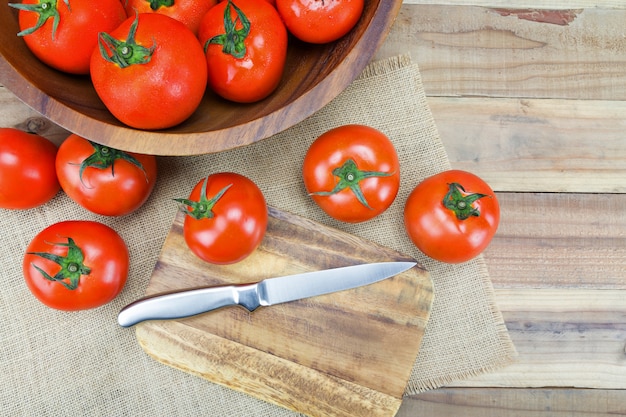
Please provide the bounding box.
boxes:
[135,206,433,417]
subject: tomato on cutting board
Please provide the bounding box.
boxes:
[404,170,500,264]
[198,0,288,103]
[10,0,127,74]
[175,172,268,265]
[124,0,218,35]
[23,220,129,310]
[302,124,400,223]
[90,12,208,129]
[276,0,364,44]
[55,134,157,216]
[0,128,60,210]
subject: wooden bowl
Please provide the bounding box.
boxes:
[0,1,402,156]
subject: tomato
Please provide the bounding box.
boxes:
[23,220,129,310]
[124,0,218,35]
[302,124,400,223]
[90,12,208,130]
[220,0,275,6]
[175,173,268,265]
[198,0,288,103]
[0,128,60,210]
[404,170,500,264]
[10,0,127,74]
[276,0,363,44]
[55,134,157,216]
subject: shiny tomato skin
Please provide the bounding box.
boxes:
[276,0,363,44]
[180,173,268,265]
[0,128,60,210]
[14,0,127,74]
[404,170,500,264]
[90,13,208,130]
[23,221,129,311]
[124,0,218,35]
[198,0,288,103]
[55,134,157,216]
[302,124,400,223]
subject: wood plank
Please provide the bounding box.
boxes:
[429,97,626,193]
[448,288,626,389]
[399,388,626,416]
[484,193,626,288]
[0,85,69,145]
[378,5,626,100]
[4,90,626,196]
[5,87,626,194]
[402,0,626,9]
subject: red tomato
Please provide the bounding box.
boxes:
[175,173,268,265]
[302,124,400,223]
[10,0,127,74]
[0,128,60,209]
[220,0,275,6]
[276,0,363,44]
[124,0,218,35]
[404,170,500,264]
[55,134,157,216]
[90,13,208,130]
[23,220,129,310]
[198,0,288,103]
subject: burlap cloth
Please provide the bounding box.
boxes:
[1,55,516,416]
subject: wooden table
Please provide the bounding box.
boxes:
[2,2,625,415]
[378,2,626,415]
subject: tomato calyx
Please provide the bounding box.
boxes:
[205,0,251,59]
[98,12,155,68]
[27,237,92,290]
[174,177,233,220]
[77,141,148,187]
[310,159,394,210]
[147,0,174,10]
[8,0,69,39]
[443,182,490,220]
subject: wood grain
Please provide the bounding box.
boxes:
[377,5,626,100]
[0,0,402,156]
[459,288,626,388]
[376,3,626,411]
[373,6,626,194]
[0,86,69,145]
[429,98,626,193]
[485,193,626,289]
[400,388,626,416]
[402,0,626,9]
[136,207,433,417]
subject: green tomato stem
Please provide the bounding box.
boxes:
[8,0,70,40]
[310,159,394,210]
[28,237,91,291]
[147,0,174,10]
[97,11,154,68]
[442,182,491,220]
[77,141,148,187]
[204,0,251,59]
[174,178,233,220]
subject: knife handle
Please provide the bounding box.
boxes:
[117,283,263,327]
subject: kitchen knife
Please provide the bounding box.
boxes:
[118,261,416,327]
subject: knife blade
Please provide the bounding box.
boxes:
[118,261,416,327]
